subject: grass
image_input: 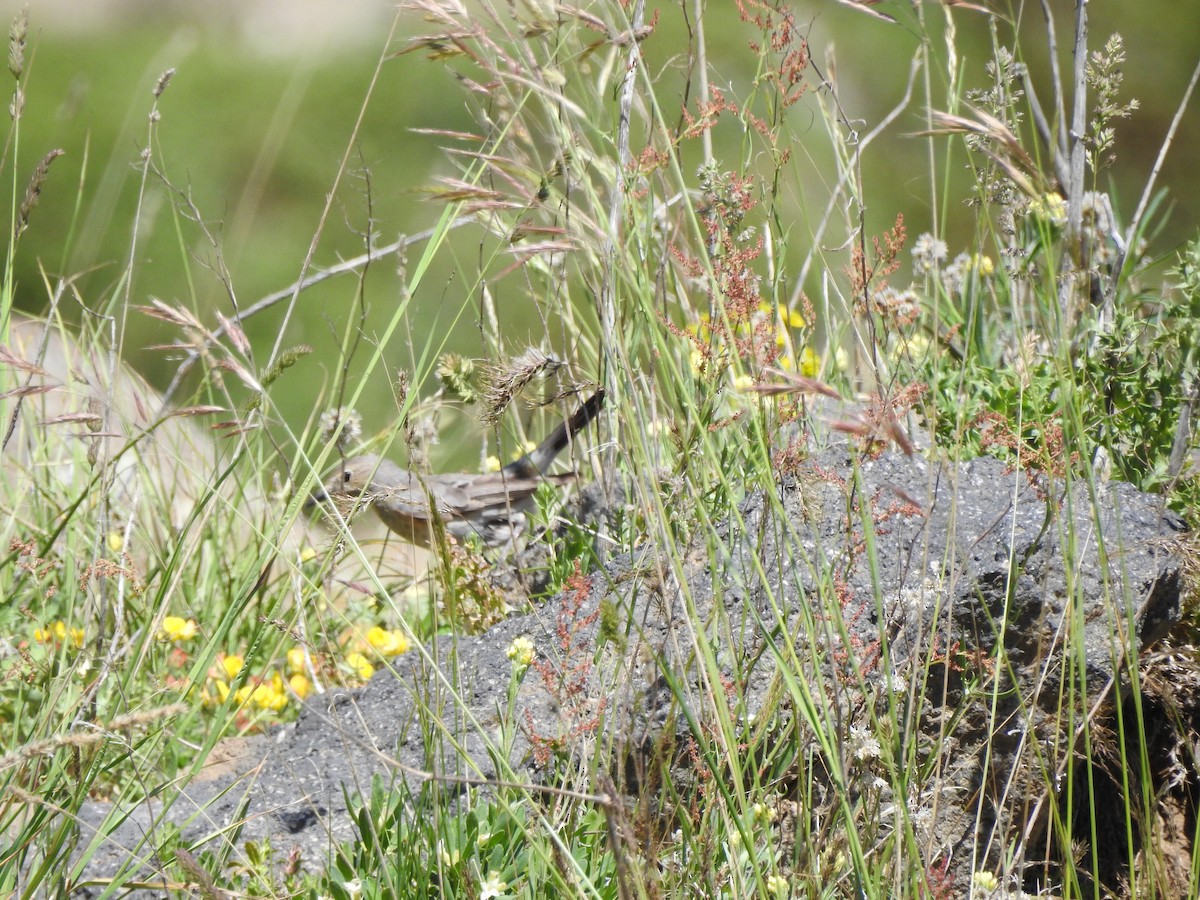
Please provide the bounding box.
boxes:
[2,1,1200,897]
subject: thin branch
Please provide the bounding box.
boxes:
[157,218,473,408]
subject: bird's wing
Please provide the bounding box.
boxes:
[368,467,440,520]
[428,471,576,517]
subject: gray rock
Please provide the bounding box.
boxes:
[72,452,1185,894]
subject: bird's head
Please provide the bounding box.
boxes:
[305,455,384,515]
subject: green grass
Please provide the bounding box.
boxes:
[2,1,1199,897]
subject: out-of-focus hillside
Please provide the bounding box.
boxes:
[3,1,1197,460]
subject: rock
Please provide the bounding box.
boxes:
[71,451,1187,894]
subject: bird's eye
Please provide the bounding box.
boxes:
[343,471,352,483]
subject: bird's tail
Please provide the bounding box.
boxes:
[504,388,605,478]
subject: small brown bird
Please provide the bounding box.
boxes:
[308,389,605,547]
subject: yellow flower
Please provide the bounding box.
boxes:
[289,673,313,699]
[366,626,412,657]
[506,636,536,668]
[972,870,999,891]
[485,455,502,473]
[107,531,124,553]
[776,302,805,329]
[346,652,375,681]
[33,621,85,648]
[972,253,995,277]
[299,546,317,563]
[799,347,820,378]
[251,674,288,711]
[732,373,755,392]
[766,874,789,897]
[753,801,777,822]
[249,683,276,710]
[222,654,245,680]
[237,674,289,712]
[160,616,198,642]
[1028,191,1067,225]
[287,647,307,675]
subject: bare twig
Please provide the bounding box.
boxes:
[157,218,472,408]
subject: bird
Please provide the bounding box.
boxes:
[307,389,605,547]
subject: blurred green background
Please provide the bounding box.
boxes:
[5,0,1198,457]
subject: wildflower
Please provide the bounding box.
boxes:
[799,346,820,378]
[850,724,881,761]
[1028,191,1067,226]
[485,455,502,472]
[202,679,232,708]
[972,253,995,277]
[506,636,536,668]
[299,546,317,563]
[287,647,307,675]
[289,673,313,700]
[766,873,789,896]
[942,252,970,295]
[973,870,999,891]
[759,301,804,330]
[319,407,362,451]
[871,286,921,326]
[266,673,288,707]
[250,676,288,711]
[911,233,948,273]
[479,872,508,900]
[752,801,777,823]
[34,621,85,649]
[159,616,198,642]
[366,626,412,658]
[346,652,375,681]
[222,654,244,680]
[344,878,363,898]
[107,531,124,553]
[438,843,461,867]
[732,373,755,392]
